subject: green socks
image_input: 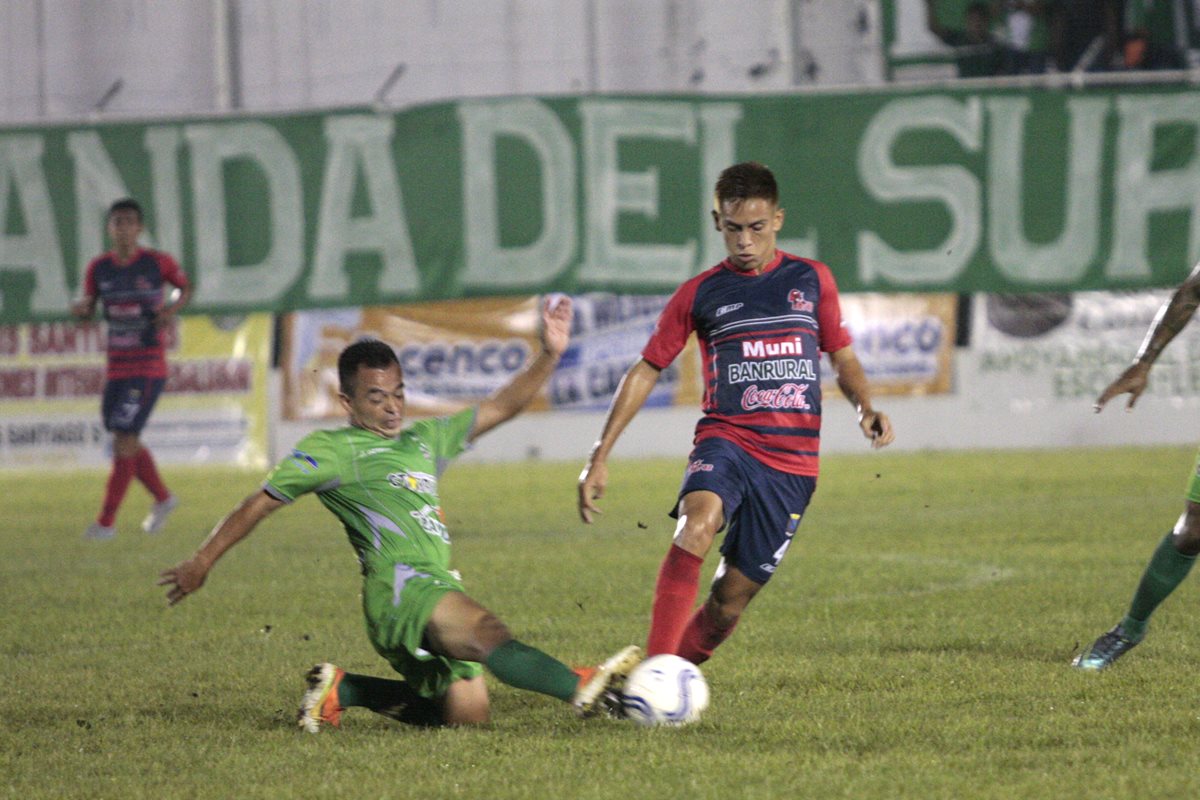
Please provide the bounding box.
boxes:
[333,639,581,726]
[338,672,442,726]
[1122,532,1197,640]
[484,639,580,702]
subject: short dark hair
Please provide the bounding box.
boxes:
[108,197,143,221]
[337,338,400,395]
[714,162,778,208]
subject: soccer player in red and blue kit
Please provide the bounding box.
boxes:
[71,198,192,540]
[578,162,895,665]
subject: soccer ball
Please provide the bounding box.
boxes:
[620,654,709,726]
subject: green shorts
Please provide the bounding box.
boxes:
[361,562,484,700]
[1188,451,1200,504]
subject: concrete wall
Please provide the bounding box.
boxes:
[1,0,883,123]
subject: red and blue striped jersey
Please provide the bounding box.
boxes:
[642,251,852,476]
[83,248,189,380]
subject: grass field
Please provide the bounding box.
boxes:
[5,445,1200,799]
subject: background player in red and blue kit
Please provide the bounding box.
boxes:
[71,198,192,540]
[578,161,895,665]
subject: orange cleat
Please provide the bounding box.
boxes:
[297,663,345,733]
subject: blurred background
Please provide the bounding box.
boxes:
[2,0,1199,471]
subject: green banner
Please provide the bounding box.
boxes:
[2,83,1199,323]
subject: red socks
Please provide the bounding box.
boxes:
[98,448,170,526]
[646,544,703,656]
[98,455,137,526]
[135,447,170,502]
[677,602,739,665]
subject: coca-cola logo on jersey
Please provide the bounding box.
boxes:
[740,383,812,411]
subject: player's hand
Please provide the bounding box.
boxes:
[1095,362,1151,413]
[153,306,177,330]
[158,558,209,606]
[541,294,573,358]
[858,409,894,449]
[578,459,608,524]
[70,298,93,320]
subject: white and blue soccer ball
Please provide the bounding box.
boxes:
[620,654,709,726]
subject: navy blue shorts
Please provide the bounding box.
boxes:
[101,377,166,434]
[672,436,816,585]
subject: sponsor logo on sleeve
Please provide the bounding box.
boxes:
[290,449,319,473]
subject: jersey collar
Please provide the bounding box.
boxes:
[721,250,783,277]
[109,247,146,267]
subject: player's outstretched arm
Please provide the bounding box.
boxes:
[1096,262,1200,413]
[158,490,284,605]
[470,295,573,441]
[829,346,894,449]
[578,358,662,523]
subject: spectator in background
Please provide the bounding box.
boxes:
[1053,0,1121,71]
[1123,0,1188,70]
[924,0,1007,77]
[998,1,1053,73]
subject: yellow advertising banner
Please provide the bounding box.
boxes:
[834,293,957,397]
[0,315,271,469]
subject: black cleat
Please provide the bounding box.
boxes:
[1072,623,1142,671]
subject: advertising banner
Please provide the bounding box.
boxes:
[837,293,957,396]
[971,289,1200,404]
[281,292,954,422]
[0,314,271,469]
[281,295,702,420]
[3,83,1199,324]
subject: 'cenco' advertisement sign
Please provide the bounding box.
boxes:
[2,84,1198,323]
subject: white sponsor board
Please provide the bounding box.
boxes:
[971,290,1200,406]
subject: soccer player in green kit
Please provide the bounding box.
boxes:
[159,296,641,727]
[1074,261,1200,670]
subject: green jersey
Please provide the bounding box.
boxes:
[264,408,475,575]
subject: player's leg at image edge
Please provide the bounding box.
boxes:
[1073,531,1196,670]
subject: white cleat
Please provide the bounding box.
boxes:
[83,522,116,540]
[142,495,179,534]
[573,645,644,718]
[297,663,345,733]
